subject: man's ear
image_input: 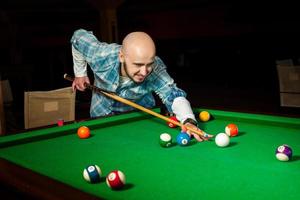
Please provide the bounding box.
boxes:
[119,49,125,63]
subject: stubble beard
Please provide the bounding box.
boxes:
[123,62,144,84]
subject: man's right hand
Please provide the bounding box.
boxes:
[72,76,90,91]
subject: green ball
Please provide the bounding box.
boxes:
[159,133,172,147]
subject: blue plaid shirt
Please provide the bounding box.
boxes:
[71,29,187,117]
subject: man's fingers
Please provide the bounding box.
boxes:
[187,128,213,142]
[72,82,77,92]
[192,133,204,142]
[75,83,85,91]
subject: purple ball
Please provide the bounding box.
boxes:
[275,144,293,161]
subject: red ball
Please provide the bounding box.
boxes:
[106,170,126,190]
[225,123,238,137]
[77,126,90,139]
[167,116,179,128]
[57,119,64,126]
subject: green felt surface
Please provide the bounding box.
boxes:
[0,108,300,200]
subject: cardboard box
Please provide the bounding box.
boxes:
[276,65,300,107]
[24,87,76,129]
[280,93,300,108]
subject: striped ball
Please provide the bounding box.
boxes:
[83,165,102,183]
[106,170,126,189]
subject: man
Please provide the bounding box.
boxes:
[71,29,211,141]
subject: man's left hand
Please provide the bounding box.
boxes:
[184,122,214,142]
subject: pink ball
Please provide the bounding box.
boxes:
[106,170,126,189]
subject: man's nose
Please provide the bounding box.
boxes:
[140,66,148,75]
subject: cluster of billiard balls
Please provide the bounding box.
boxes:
[198,111,239,147]
[83,165,126,189]
[163,113,239,148]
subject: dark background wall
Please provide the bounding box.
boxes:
[1,0,300,132]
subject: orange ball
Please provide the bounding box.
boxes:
[225,123,238,137]
[77,126,90,139]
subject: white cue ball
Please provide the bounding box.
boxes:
[215,133,230,147]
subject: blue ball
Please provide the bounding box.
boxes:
[83,165,102,183]
[176,132,190,146]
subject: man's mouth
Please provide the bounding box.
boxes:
[136,75,145,80]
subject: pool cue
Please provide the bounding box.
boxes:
[64,74,208,137]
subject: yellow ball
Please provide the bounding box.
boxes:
[199,111,210,122]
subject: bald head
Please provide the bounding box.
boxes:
[119,32,156,83]
[121,32,156,60]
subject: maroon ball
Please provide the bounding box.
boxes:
[275,144,292,161]
[106,170,126,189]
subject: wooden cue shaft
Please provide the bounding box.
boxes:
[64,74,206,137]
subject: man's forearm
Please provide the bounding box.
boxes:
[171,96,197,124]
[72,45,88,77]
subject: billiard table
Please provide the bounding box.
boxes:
[0,108,300,200]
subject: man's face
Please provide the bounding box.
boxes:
[121,52,155,83]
